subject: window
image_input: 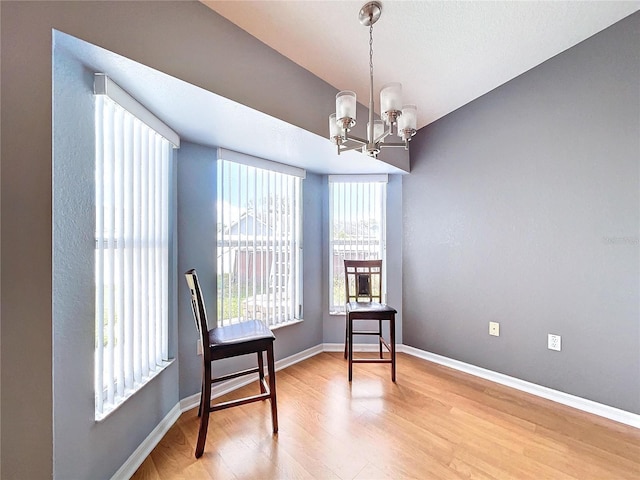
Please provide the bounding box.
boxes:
[329,175,387,313]
[217,149,304,328]
[94,74,179,419]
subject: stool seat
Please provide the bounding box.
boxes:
[209,319,275,347]
[347,302,397,314]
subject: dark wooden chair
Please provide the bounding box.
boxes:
[185,269,278,458]
[344,260,397,382]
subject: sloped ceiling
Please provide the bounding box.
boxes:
[204,1,639,129]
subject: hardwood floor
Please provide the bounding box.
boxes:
[131,352,640,479]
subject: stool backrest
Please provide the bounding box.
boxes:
[344,259,383,303]
[185,269,210,356]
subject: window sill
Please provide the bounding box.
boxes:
[95,358,175,422]
[270,318,304,331]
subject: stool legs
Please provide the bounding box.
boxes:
[195,362,211,458]
[391,316,396,382]
[344,319,349,359]
[195,342,277,458]
[266,343,278,433]
[257,351,266,394]
[348,315,354,381]
[346,314,396,382]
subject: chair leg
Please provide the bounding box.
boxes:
[195,362,211,458]
[266,342,278,433]
[344,318,349,359]
[197,374,204,417]
[378,319,383,359]
[390,315,396,382]
[348,315,354,382]
[257,351,266,394]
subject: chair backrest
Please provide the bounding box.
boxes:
[344,259,383,303]
[185,269,210,352]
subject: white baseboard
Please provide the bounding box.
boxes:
[323,342,385,353]
[400,344,640,429]
[110,403,181,480]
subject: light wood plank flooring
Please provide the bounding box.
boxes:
[132,352,640,479]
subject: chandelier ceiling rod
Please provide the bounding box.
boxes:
[367,10,375,156]
[329,1,417,159]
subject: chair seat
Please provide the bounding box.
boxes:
[346,301,397,314]
[209,319,275,346]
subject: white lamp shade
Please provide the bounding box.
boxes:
[367,120,385,142]
[336,91,357,121]
[401,104,417,131]
[397,113,406,133]
[329,113,340,143]
[380,82,402,115]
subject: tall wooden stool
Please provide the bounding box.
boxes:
[185,269,278,458]
[343,260,397,381]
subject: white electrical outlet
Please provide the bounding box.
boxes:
[548,334,561,351]
[489,321,500,336]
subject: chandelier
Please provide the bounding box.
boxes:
[329,1,417,158]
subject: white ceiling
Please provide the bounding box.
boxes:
[204,0,639,130]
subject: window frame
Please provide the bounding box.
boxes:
[216,149,305,328]
[93,74,178,420]
[328,175,388,314]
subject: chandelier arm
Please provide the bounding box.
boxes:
[379,141,410,150]
[343,134,367,146]
[339,143,369,154]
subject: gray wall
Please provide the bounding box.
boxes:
[177,143,325,400]
[177,142,218,399]
[0,1,364,478]
[52,46,181,479]
[403,12,639,414]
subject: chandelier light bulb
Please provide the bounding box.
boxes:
[380,82,402,124]
[329,113,342,145]
[336,91,357,129]
[398,104,417,141]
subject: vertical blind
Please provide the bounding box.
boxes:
[94,93,172,418]
[217,152,303,328]
[329,175,387,312]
